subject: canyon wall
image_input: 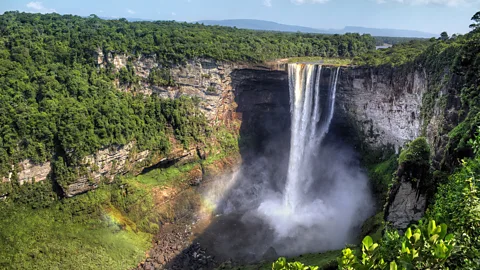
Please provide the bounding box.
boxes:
[3,56,459,204]
[335,66,426,153]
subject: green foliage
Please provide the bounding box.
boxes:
[360,212,386,243]
[0,181,155,270]
[368,154,398,202]
[118,62,140,86]
[353,40,434,66]
[469,11,480,30]
[338,220,455,270]
[272,257,319,270]
[148,67,176,87]
[398,137,430,167]
[206,85,217,93]
[286,56,353,66]
[133,161,198,187]
[0,11,375,66]
[373,37,427,46]
[427,130,480,268]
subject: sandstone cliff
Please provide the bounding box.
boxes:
[2,58,459,204]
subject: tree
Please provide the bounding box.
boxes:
[440,31,449,41]
[469,11,480,30]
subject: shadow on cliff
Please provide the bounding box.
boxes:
[157,68,292,269]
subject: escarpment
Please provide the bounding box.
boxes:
[0,53,289,198]
[1,53,463,206]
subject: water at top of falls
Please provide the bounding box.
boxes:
[284,63,340,210]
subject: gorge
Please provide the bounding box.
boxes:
[1,11,479,270]
[0,56,447,268]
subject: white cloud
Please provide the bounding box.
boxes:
[291,0,330,4]
[378,0,479,5]
[26,2,56,13]
[172,12,177,16]
[264,0,273,6]
[126,9,136,14]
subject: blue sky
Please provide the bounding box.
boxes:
[1,0,479,34]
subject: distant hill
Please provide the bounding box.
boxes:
[343,26,435,38]
[198,19,325,34]
[197,19,436,38]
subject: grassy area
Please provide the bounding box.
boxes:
[134,162,199,187]
[234,250,341,270]
[0,189,152,270]
[287,57,353,66]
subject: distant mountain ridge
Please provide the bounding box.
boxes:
[197,19,436,38]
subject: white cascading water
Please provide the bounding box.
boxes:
[284,63,339,210]
[255,63,373,255]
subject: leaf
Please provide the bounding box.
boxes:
[413,233,421,243]
[362,236,374,249]
[405,228,412,239]
[428,220,436,236]
[429,234,439,243]
[439,223,448,239]
[390,261,398,270]
[445,233,454,242]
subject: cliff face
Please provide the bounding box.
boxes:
[3,57,458,203]
[335,66,426,153]
[98,51,252,123]
[334,65,460,230]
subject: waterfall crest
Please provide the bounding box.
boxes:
[284,64,340,210]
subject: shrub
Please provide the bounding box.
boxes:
[272,257,319,270]
[398,137,430,167]
[338,220,455,270]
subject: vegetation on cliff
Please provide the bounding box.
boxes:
[0,11,376,186]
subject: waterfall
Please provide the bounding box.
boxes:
[255,63,373,253]
[284,63,340,210]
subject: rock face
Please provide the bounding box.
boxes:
[385,180,426,230]
[231,69,290,154]
[17,160,51,185]
[335,66,426,152]
[96,49,254,123]
[65,142,147,197]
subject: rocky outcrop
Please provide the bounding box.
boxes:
[17,160,51,185]
[335,66,426,153]
[385,180,426,230]
[385,137,431,230]
[2,161,51,185]
[95,49,258,124]
[65,142,199,197]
